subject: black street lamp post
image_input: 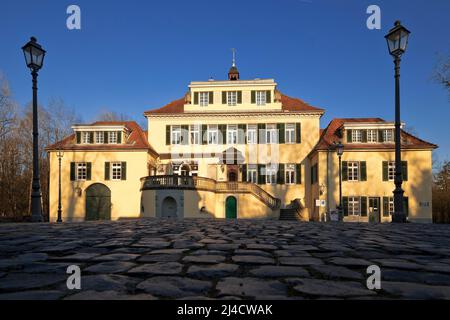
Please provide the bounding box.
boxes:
[56,149,64,223]
[335,141,344,216]
[385,21,410,223]
[22,37,46,222]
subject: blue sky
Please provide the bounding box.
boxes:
[1,0,449,160]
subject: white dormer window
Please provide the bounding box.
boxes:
[351,130,362,143]
[108,131,117,144]
[82,132,90,144]
[199,92,209,106]
[95,132,104,144]
[367,129,378,143]
[383,129,394,142]
[227,91,237,106]
[256,91,267,106]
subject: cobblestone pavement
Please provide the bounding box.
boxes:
[1,219,450,300]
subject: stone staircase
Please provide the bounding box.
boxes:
[279,208,302,221]
[279,199,308,221]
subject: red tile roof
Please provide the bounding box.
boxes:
[45,121,158,155]
[144,92,323,115]
[312,118,437,152]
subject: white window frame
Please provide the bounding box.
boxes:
[208,125,218,145]
[348,196,361,216]
[227,125,238,144]
[367,129,378,143]
[76,162,87,181]
[171,125,182,145]
[383,129,394,142]
[266,166,277,185]
[285,164,296,184]
[95,132,104,144]
[285,123,295,144]
[82,132,90,144]
[190,125,200,145]
[227,91,237,106]
[247,125,257,144]
[108,131,117,144]
[111,162,122,181]
[247,165,257,184]
[348,161,359,181]
[351,130,362,143]
[388,161,395,181]
[256,91,266,106]
[266,124,278,144]
[199,92,209,107]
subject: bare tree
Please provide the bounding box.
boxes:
[95,108,131,122]
[432,52,450,95]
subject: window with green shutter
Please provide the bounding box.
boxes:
[342,161,348,181]
[296,123,301,143]
[86,162,92,181]
[378,130,385,142]
[194,92,199,105]
[347,130,352,143]
[266,90,271,103]
[209,92,214,104]
[360,197,368,216]
[121,162,127,180]
[104,131,109,144]
[201,124,208,145]
[296,164,301,184]
[277,124,285,144]
[117,131,122,144]
[76,132,81,144]
[257,164,265,184]
[222,92,227,104]
[383,197,389,217]
[237,91,242,104]
[342,196,349,216]
[382,161,388,181]
[251,91,256,104]
[277,164,285,184]
[361,130,368,143]
[70,162,75,181]
[105,162,110,180]
[360,161,367,181]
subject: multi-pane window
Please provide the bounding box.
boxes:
[285,123,295,144]
[247,125,257,144]
[208,125,218,145]
[367,129,378,143]
[285,164,296,184]
[266,166,277,185]
[82,132,90,144]
[111,162,122,180]
[190,125,200,145]
[199,92,209,106]
[227,125,238,144]
[227,91,237,106]
[95,132,104,144]
[388,161,395,181]
[108,131,117,144]
[351,130,362,143]
[256,91,266,106]
[76,163,87,181]
[388,197,394,215]
[348,161,359,181]
[247,165,257,183]
[383,129,394,142]
[171,126,182,145]
[348,197,360,216]
[266,124,278,144]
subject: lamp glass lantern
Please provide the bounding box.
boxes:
[385,21,410,57]
[336,141,344,157]
[22,37,46,71]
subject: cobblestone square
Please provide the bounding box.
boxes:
[1,219,450,300]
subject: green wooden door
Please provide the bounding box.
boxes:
[85,184,111,221]
[225,196,237,219]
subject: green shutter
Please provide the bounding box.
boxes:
[296,164,301,184]
[121,162,127,180]
[378,130,384,142]
[202,124,208,145]
[104,131,108,144]
[105,162,110,180]
[342,161,348,181]
[342,196,349,216]
[237,91,242,104]
[209,91,213,104]
[89,132,94,144]
[277,123,285,144]
[181,125,189,145]
[266,90,271,103]
[76,132,81,144]
[194,92,199,105]
[296,123,301,143]
[362,130,367,143]
[257,164,265,184]
[403,197,409,217]
[277,164,285,184]
[222,91,227,104]
[86,162,92,181]
[402,161,408,181]
[383,197,389,217]
[238,124,246,144]
[360,197,368,216]
[166,125,171,145]
[360,161,367,181]
[251,91,256,104]
[347,130,352,143]
[242,164,247,182]
[117,131,122,144]
[219,125,226,144]
[258,124,266,144]
[70,162,75,181]
[382,161,388,181]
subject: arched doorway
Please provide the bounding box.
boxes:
[162,196,178,218]
[225,196,237,219]
[85,183,111,221]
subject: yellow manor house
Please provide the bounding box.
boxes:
[46,64,437,223]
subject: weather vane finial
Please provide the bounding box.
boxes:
[231,48,236,67]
